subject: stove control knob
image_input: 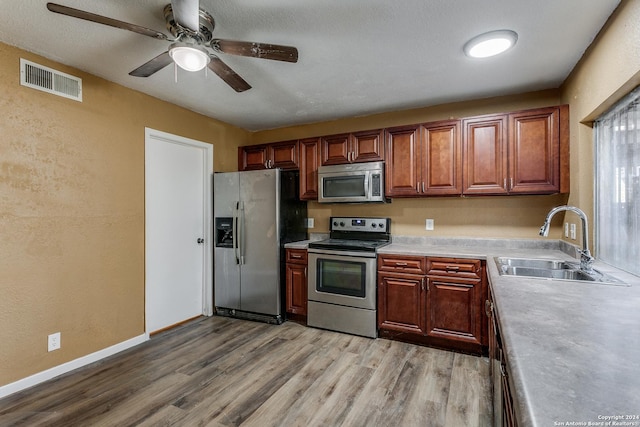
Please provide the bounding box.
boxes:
[333,221,338,227]
[339,221,345,227]
[379,223,385,228]
[371,223,377,228]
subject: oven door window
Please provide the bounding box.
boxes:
[316,259,366,298]
[323,175,366,198]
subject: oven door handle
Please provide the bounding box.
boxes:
[307,248,377,259]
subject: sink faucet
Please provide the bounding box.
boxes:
[539,205,594,272]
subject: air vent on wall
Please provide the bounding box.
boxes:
[20,58,82,102]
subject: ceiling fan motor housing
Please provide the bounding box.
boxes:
[163,4,215,43]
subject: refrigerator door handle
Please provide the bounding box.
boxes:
[238,201,245,264]
[233,202,240,264]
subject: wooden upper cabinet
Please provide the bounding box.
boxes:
[299,137,320,200]
[320,133,351,165]
[320,130,384,166]
[421,120,462,196]
[509,106,561,194]
[385,125,421,197]
[386,121,461,197]
[239,144,270,171]
[352,129,385,163]
[463,105,568,195]
[463,114,509,195]
[238,140,299,171]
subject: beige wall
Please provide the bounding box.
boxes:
[560,0,640,247]
[0,42,250,386]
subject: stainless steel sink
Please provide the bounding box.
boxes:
[495,257,573,270]
[494,257,627,285]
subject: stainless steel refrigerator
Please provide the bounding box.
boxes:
[213,169,307,324]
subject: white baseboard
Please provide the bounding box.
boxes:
[0,333,149,400]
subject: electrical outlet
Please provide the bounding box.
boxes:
[425,219,434,231]
[306,218,314,229]
[570,223,577,240]
[564,222,569,238]
[48,332,61,352]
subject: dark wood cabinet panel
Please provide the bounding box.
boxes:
[509,107,559,194]
[386,121,461,197]
[463,105,567,196]
[320,133,351,166]
[352,129,385,163]
[422,120,462,195]
[378,273,426,334]
[320,130,384,165]
[286,249,308,317]
[299,137,320,200]
[385,125,421,197]
[463,114,509,195]
[239,145,270,171]
[270,140,299,170]
[426,277,482,346]
[378,255,487,355]
[378,254,426,275]
[488,287,518,427]
[238,141,298,171]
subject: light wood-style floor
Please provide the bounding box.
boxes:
[0,316,492,427]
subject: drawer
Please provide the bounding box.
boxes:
[378,254,426,274]
[426,257,482,279]
[286,248,308,264]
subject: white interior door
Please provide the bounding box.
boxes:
[145,128,213,334]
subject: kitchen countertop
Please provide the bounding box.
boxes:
[291,235,640,426]
[384,237,640,426]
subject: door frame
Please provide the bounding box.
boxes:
[144,127,214,334]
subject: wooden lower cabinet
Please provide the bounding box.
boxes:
[488,286,518,426]
[285,249,308,318]
[378,273,426,334]
[377,254,487,355]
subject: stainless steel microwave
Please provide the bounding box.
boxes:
[317,161,386,203]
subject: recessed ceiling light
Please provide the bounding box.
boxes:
[464,30,518,58]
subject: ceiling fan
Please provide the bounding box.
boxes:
[46,0,299,92]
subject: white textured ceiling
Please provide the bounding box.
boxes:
[0,0,621,131]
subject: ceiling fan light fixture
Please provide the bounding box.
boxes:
[464,30,518,58]
[169,43,210,72]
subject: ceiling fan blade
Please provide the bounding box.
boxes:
[46,3,168,40]
[211,39,299,63]
[129,52,173,77]
[208,56,251,93]
[171,0,200,32]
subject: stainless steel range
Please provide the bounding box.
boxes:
[307,217,391,338]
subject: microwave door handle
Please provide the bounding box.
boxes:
[364,174,369,197]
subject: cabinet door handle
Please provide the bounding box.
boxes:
[504,178,508,190]
[446,265,460,272]
[485,299,493,317]
[395,262,408,267]
[416,183,420,193]
[510,177,514,189]
[421,277,425,291]
[422,182,425,193]
[291,254,302,259]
